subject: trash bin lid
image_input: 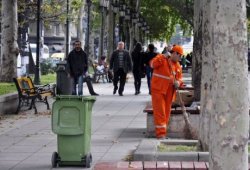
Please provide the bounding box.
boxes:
[55,95,96,102]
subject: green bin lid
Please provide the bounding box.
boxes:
[55,95,96,101]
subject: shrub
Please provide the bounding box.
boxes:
[40,59,57,75]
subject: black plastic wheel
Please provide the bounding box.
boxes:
[51,152,58,168]
[85,153,92,168]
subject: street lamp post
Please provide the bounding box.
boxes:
[85,0,92,57]
[34,0,41,85]
[65,0,69,57]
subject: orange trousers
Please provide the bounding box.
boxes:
[151,86,174,138]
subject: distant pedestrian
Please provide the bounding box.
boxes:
[131,42,144,95]
[186,52,192,67]
[66,40,88,96]
[110,41,132,96]
[143,44,157,94]
[181,56,187,70]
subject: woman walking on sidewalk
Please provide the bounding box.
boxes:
[131,42,144,95]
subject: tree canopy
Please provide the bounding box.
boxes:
[14,0,250,42]
[140,0,192,42]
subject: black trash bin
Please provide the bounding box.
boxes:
[56,61,72,95]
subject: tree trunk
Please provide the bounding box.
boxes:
[192,0,202,102]
[0,0,18,82]
[98,7,105,61]
[193,0,210,151]
[129,23,134,54]
[128,0,138,54]
[203,0,249,169]
[107,0,114,61]
[88,8,95,62]
[77,0,84,45]
[89,31,95,62]
[134,0,141,43]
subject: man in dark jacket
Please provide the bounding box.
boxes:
[110,41,132,96]
[144,44,157,94]
[67,40,88,96]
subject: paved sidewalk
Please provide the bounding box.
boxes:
[0,73,191,170]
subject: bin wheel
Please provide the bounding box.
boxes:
[85,153,92,168]
[51,152,58,168]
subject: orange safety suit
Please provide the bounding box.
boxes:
[150,54,183,138]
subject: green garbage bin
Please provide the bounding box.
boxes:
[51,95,96,168]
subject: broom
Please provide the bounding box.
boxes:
[176,89,197,139]
[167,57,197,139]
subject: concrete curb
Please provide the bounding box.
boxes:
[134,139,250,162]
[134,139,208,162]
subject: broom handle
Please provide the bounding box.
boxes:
[176,88,187,113]
[167,58,187,112]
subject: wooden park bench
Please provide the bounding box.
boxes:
[13,76,55,114]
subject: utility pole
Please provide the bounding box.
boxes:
[34,0,41,85]
[85,0,92,57]
[65,0,70,57]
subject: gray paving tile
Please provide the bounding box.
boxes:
[0,152,31,161]
[23,152,52,161]
[107,143,138,153]
[0,160,20,170]
[3,145,41,153]
[100,152,132,161]
[91,145,111,153]
[11,162,52,170]
[0,135,24,146]
[91,140,116,147]
[37,145,57,153]
[119,131,145,139]
[92,129,123,136]
[15,138,53,146]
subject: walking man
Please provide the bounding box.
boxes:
[150,45,184,139]
[110,41,132,96]
[66,40,88,96]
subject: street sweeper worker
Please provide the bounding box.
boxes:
[150,45,184,139]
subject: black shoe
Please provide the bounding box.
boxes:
[113,88,117,95]
[119,93,123,96]
[91,93,99,96]
[135,91,139,95]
